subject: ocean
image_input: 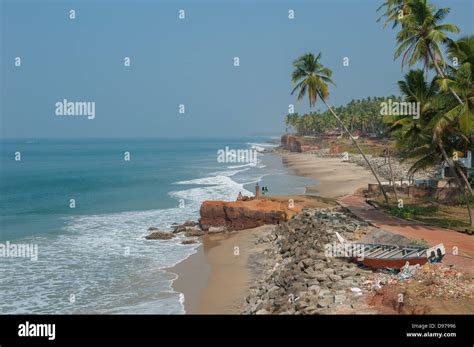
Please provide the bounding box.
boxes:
[0,138,316,314]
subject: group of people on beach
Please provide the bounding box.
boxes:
[255,183,269,198]
[236,183,270,201]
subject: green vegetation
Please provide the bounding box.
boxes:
[373,195,474,233]
[333,138,395,156]
[389,204,439,219]
[285,96,401,136]
[379,0,474,226]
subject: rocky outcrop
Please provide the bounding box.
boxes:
[281,134,323,153]
[145,231,175,240]
[199,199,301,231]
[281,135,303,153]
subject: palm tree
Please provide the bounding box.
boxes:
[442,35,474,134]
[394,0,462,102]
[388,0,472,201]
[386,69,439,167]
[290,52,390,203]
[386,69,474,225]
[429,36,474,195]
[377,0,407,28]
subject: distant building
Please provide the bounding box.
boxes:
[440,150,473,185]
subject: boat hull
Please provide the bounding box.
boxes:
[355,256,428,269]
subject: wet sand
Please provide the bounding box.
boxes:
[171,225,273,314]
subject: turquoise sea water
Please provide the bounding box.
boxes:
[0,138,316,313]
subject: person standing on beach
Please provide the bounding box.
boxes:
[255,183,260,199]
[383,148,389,164]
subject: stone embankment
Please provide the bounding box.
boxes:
[242,208,379,314]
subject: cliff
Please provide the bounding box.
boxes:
[199,199,302,231]
[280,134,322,153]
[281,134,303,152]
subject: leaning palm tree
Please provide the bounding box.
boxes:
[290,52,389,203]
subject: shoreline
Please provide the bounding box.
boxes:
[170,149,376,314]
[171,225,273,314]
[280,152,374,198]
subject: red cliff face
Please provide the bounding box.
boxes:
[280,134,321,153]
[199,199,300,230]
[281,134,303,152]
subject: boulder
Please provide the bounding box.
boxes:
[183,220,198,227]
[145,231,174,240]
[172,225,187,233]
[185,230,205,237]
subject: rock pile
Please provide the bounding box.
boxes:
[243,208,377,314]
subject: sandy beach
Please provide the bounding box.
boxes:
[281,152,374,198]
[172,225,273,314]
[172,151,374,314]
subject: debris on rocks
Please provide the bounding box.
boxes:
[397,263,473,299]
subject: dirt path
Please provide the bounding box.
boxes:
[339,194,474,277]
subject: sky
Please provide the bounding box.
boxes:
[1,0,473,138]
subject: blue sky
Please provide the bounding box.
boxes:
[1,0,473,138]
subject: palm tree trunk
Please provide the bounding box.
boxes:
[456,165,474,196]
[319,94,390,204]
[438,142,474,226]
[427,49,464,105]
[387,149,399,202]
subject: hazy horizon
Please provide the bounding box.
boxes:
[1,0,472,139]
